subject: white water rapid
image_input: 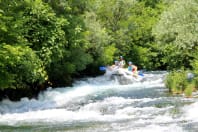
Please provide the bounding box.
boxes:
[0,71,198,132]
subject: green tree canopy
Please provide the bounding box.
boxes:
[153,0,198,69]
[0,44,47,90]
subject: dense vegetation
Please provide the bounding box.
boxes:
[157,0,198,97]
[0,0,197,100]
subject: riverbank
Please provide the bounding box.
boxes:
[0,70,105,101]
[0,83,48,101]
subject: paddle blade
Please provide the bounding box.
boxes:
[99,66,106,71]
[138,71,144,76]
[138,73,144,77]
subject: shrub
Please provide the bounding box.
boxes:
[193,77,198,90]
[0,44,48,90]
[184,83,194,97]
[165,70,188,94]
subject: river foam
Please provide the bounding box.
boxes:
[1,71,197,131]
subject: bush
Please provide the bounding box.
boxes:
[193,77,198,90]
[184,83,194,97]
[165,70,188,94]
[0,44,48,90]
[165,69,198,97]
[165,72,176,93]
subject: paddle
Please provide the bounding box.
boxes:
[99,66,106,71]
[138,70,144,77]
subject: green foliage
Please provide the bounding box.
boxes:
[41,0,96,85]
[154,0,198,48]
[159,44,190,70]
[22,0,68,67]
[153,0,198,69]
[0,44,47,90]
[193,77,198,90]
[70,49,93,72]
[165,69,198,97]
[92,0,165,69]
[165,70,188,94]
[165,72,176,93]
[0,0,27,45]
[97,45,117,65]
[137,0,162,8]
[127,45,150,68]
[83,11,115,67]
[95,0,137,55]
[96,0,137,32]
[191,53,198,75]
[0,0,197,99]
[191,53,198,90]
[184,83,194,97]
[122,1,164,69]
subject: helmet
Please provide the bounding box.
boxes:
[120,56,123,59]
[128,61,132,64]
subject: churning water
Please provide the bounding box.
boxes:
[0,71,198,132]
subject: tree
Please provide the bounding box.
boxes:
[96,0,137,56]
[84,11,115,66]
[153,0,198,69]
[0,44,47,90]
[125,1,164,69]
[90,0,165,69]
[21,0,68,67]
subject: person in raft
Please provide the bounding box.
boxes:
[109,60,120,70]
[119,56,126,68]
[128,61,138,77]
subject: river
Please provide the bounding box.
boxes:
[0,71,198,132]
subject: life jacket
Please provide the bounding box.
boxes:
[128,65,133,71]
